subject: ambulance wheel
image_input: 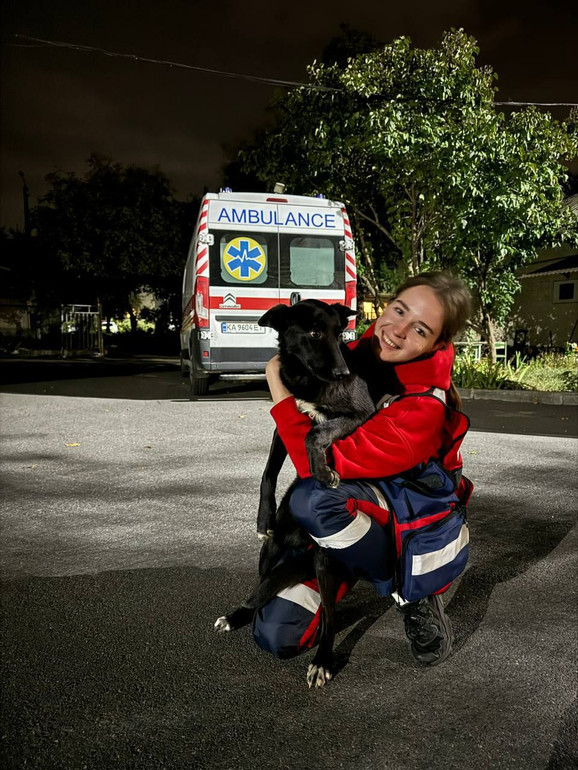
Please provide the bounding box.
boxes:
[190,373,209,397]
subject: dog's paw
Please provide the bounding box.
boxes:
[257,529,274,541]
[326,470,340,488]
[314,468,341,488]
[214,616,232,632]
[317,469,340,488]
[307,663,333,689]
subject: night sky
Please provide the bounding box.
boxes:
[1,0,576,229]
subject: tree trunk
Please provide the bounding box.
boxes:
[355,225,384,317]
[409,183,419,276]
[128,305,138,335]
[481,307,497,363]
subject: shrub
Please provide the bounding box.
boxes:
[453,348,578,392]
[452,356,517,390]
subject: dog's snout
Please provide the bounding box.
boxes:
[331,366,350,380]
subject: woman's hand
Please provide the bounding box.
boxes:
[265,355,292,404]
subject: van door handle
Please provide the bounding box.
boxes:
[290,292,301,305]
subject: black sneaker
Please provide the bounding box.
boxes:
[398,594,454,667]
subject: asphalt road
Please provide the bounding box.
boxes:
[1,357,577,769]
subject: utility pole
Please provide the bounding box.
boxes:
[18,171,31,237]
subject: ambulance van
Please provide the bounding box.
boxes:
[180,188,357,395]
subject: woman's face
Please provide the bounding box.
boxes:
[372,285,445,364]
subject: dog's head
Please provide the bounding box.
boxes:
[259,300,355,382]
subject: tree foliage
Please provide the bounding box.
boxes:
[32,155,198,329]
[239,29,578,349]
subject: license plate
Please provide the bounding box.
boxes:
[220,322,265,334]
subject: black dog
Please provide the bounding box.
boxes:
[215,300,375,688]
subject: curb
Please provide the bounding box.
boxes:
[457,388,578,406]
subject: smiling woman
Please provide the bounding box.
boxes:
[258,271,474,680]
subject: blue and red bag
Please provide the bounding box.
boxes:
[370,388,474,602]
[370,460,473,603]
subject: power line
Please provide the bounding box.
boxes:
[494,101,577,107]
[10,34,578,107]
[10,34,339,92]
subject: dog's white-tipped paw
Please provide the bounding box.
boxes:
[257,529,274,541]
[214,616,232,632]
[327,471,341,488]
[307,663,333,689]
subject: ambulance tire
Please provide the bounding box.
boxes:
[190,372,209,397]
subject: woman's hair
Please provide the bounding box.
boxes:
[393,271,472,410]
[393,271,472,344]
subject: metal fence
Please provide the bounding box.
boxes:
[61,304,103,357]
[454,341,508,363]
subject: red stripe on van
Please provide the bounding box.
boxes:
[210,297,289,311]
[209,297,346,311]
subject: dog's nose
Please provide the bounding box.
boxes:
[331,366,350,380]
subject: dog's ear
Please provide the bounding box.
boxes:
[258,304,290,331]
[332,303,356,330]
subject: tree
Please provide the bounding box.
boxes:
[239,30,578,352]
[442,108,578,353]
[33,155,198,332]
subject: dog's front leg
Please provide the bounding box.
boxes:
[305,416,363,488]
[305,424,340,488]
[306,549,345,689]
[257,430,287,539]
[257,531,284,579]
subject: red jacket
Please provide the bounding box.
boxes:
[270,325,468,481]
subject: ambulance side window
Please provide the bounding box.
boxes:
[287,237,338,287]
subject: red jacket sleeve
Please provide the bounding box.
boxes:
[270,395,447,480]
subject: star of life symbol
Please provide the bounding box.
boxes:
[223,237,266,281]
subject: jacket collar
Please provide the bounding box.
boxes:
[393,344,454,392]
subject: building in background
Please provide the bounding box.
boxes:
[510,245,578,351]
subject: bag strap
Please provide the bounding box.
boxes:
[378,386,446,410]
[378,387,467,473]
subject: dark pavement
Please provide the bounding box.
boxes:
[1,356,577,769]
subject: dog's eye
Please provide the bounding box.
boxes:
[310,330,322,339]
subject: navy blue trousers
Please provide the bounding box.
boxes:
[252,477,395,659]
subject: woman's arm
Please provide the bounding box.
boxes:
[265,355,292,404]
[270,394,447,480]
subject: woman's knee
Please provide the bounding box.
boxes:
[289,478,350,537]
[289,478,316,525]
[253,611,300,659]
[252,591,320,659]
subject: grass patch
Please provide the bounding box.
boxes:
[453,349,578,392]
